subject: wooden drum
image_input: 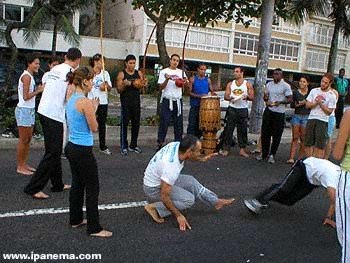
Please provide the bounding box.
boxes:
[199,96,221,132]
[201,132,218,155]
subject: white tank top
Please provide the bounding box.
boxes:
[229,80,248,109]
[17,70,36,108]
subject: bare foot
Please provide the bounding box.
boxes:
[219,150,229,157]
[32,191,49,199]
[144,203,165,223]
[239,149,249,158]
[215,198,235,210]
[323,218,336,228]
[25,165,36,172]
[71,219,87,228]
[17,168,34,176]
[90,230,113,238]
[63,184,71,190]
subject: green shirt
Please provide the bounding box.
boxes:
[336,77,349,96]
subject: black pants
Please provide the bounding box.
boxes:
[24,114,64,195]
[65,142,102,234]
[256,160,317,206]
[261,108,285,159]
[223,107,248,150]
[335,95,345,128]
[157,98,183,144]
[120,100,140,150]
[187,105,202,138]
[96,104,108,150]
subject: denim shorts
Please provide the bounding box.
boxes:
[291,114,309,128]
[15,107,35,127]
[328,115,336,138]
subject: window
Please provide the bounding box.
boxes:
[305,48,346,72]
[4,4,21,22]
[233,32,299,61]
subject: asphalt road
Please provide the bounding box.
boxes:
[0,144,341,263]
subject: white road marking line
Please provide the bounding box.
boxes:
[0,201,148,218]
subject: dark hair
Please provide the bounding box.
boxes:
[197,63,207,69]
[66,47,82,61]
[125,54,136,63]
[170,54,181,60]
[299,74,310,83]
[323,72,334,84]
[274,68,283,72]
[25,54,40,67]
[48,56,61,65]
[179,135,199,153]
[66,67,94,86]
[234,66,245,73]
[89,53,104,67]
[339,68,345,72]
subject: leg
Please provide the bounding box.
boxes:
[157,99,172,145]
[187,106,201,138]
[222,108,237,152]
[236,109,249,157]
[288,124,301,162]
[96,104,108,150]
[130,101,141,149]
[270,112,285,157]
[16,126,34,175]
[299,124,307,159]
[261,108,272,159]
[120,102,130,150]
[173,100,183,142]
[335,96,345,128]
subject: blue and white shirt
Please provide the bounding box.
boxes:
[143,142,184,187]
[88,70,111,105]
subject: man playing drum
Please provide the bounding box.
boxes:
[187,63,215,138]
[220,67,254,157]
[143,135,235,231]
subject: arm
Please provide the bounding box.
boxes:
[188,77,202,99]
[22,75,43,101]
[116,71,131,94]
[208,79,216,95]
[138,71,148,86]
[80,98,99,132]
[224,82,232,101]
[333,110,350,160]
[245,81,254,101]
[323,187,336,228]
[160,181,191,231]
[159,71,171,90]
[99,71,112,92]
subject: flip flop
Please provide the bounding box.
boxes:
[32,192,49,199]
[17,170,34,176]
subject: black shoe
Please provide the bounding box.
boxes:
[120,148,128,156]
[128,146,142,154]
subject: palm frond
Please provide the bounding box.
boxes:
[22,28,41,47]
[58,15,81,47]
[286,0,330,25]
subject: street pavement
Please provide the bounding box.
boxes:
[0,143,341,263]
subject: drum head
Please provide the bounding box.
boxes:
[201,95,220,99]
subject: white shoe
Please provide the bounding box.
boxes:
[268,155,275,164]
[100,148,112,155]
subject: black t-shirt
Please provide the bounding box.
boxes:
[292,89,310,115]
[121,70,140,104]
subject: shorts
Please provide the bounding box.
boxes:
[328,115,336,138]
[15,107,35,127]
[291,114,308,128]
[304,119,329,149]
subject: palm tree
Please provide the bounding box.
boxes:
[287,0,350,73]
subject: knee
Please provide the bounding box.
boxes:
[183,194,195,208]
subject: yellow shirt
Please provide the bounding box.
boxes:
[341,137,350,171]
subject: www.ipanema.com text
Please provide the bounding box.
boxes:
[2,252,102,262]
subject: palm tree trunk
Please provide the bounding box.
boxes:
[327,16,341,73]
[249,0,275,134]
[51,16,59,57]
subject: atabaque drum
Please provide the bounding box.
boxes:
[201,132,217,155]
[199,96,221,132]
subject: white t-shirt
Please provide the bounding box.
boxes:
[143,142,184,187]
[42,71,50,85]
[87,70,111,105]
[229,80,249,109]
[304,157,340,189]
[306,88,337,122]
[17,70,36,109]
[38,63,72,123]
[158,68,184,100]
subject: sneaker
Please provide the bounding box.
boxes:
[100,148,112,155]
[268,155,275,164]
[1,129,15,138]
[256,155,264,161]
[128,146,142,154]
[244,199,263,214]
[33,133,44,140]
[121,148,128,156]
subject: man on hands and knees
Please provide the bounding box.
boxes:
[143,135,235,231]
[244,157,340,228]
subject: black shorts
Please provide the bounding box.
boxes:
[304,119,329,149]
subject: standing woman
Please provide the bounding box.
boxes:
[65,67,112,238]
[88,54,112,155]
[332,109,350,263]
[16,54,44,175]
[287,75,311,164]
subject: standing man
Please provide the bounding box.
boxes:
[187,63,214,138]
[220,66,254,157]
[89,53,112,155]
[156,54,187,151]
[143,135,234,231]
[116,54,146,156]
[24,48,81,199]
[258,68,292,164]
[304,73,337,158]
[335,68,349,128]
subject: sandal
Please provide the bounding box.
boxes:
[32,191,49,199]
[71,219,87,228]
[286,159,295,164]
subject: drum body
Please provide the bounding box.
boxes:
[199,96,221,154]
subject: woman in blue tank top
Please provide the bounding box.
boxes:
[65,67,112,238]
